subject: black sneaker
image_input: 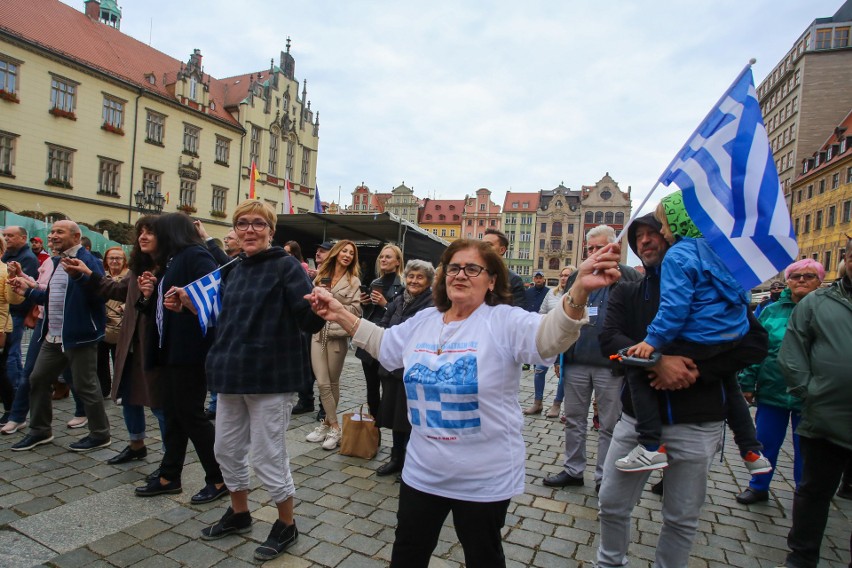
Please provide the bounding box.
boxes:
[254,519,298,560]
[0,412,9,426]
[200,506,253,540]
[68,436,111,452]
[291,400,314,415]
[10,433,54,452]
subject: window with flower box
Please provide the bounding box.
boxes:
[211,186,227,216]
[145,110,165,145]
[46,143,75,187]
[98,157,121,196]
[0,55,21,102]
[0,131,17,176]
[183,123,200,156]
[102,95,125,134]
[179,179,196,210]
[50,74,78,117]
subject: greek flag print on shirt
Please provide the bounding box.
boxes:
[184,268,222,336]
[404,351,480,435]
[659,66,797,291]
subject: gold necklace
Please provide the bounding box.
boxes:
[436,315,462,355]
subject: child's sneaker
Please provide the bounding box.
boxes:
[615,444,668,472]
[306,423,330,443]
[743,451,773,475]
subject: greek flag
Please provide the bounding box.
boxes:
[184,268,222,336]
[659,66,798,290]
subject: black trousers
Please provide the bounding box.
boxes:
[361,359,382,421]
[391,480,510,568]
[96,341,116,398]
[785,436,851,568]
[159,364,222,486]
[0,345,13,411]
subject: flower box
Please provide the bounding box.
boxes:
[45,177,73,189]
[178,204,197,214]
[210,210,228,219]
[49,107,76,120]
[0,89,19,103]
[101,123,125,136]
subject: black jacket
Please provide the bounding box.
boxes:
[3,244,39,316]
[508,270,526,308]
[599,213,768,424]
[206,247,324,394]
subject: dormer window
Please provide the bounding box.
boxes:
[190,76,198,100]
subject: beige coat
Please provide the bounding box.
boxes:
[313,273,362,341]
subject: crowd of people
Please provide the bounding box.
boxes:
[0,201,850,567]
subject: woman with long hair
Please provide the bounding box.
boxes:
[283,240,310,274]
[62,217,167,470]
[358,244,404,419]
[133,213,225,503]
[305,239,362,450]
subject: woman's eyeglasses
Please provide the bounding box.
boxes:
[788,273,818,281]
[234,220,269,232]
[445,263,489,278]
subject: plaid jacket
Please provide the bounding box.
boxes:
[205,247,325,394]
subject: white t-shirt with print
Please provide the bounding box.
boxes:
[378,303,556,502]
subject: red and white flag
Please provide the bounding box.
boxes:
[283,177,294,214]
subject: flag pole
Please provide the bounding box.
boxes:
[164,255,242,298]
[615,58,757,243]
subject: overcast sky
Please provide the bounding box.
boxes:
[68,0,842,212]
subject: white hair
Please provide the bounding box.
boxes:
[585,224,616,243]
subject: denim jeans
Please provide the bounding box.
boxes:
[123,404,165,443]
[6,314,25,389]
[750,403,802,493]
[7,317,44,423]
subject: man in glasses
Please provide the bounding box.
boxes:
[543,225,641,492]
[754,280,785,319]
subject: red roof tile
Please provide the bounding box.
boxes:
[0,0,241,127]
[502,192,540,211]
[420,199,465,223]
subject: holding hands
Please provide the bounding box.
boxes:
[137,271,157,299]
[60,257,92,277]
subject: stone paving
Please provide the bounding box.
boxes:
[1,349,849,567]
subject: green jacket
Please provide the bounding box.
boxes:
[738,289,801,411]
[778,278,852,450]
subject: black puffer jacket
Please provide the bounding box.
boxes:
[599,213,768,424]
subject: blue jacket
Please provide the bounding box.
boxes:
[2,244,39,316]
[645,237,749,349]
[524,284,549,313]
[26,248,106,349]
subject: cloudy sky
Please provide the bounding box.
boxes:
[67,0,842,211]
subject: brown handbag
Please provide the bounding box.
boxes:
[339,405,379,459]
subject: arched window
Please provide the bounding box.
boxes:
[548,258,560,270]
[585,211,593,223]
[594,211,603,223]
[615,212,625,224]
[605,211,614,224]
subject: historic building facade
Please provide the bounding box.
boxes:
[579,173,630,264]
[461,188,501,239]
[532,185,582,283]
[501,192,540,280]
[382,182,420,223]
[418,198,464,240]
[790,110,852,281]
[0,0,320,240]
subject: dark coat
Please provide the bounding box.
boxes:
[146,245,217,368]
[508,270,526,307]
[28,249,106,349]
[82,271,160,408]
[3,244,40,316]
[206,247,325,394]
[376,288,434,431]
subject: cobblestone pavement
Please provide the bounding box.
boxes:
[1,350,849,567]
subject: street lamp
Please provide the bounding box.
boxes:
[135,181,165,214]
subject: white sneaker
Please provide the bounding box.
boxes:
[743,451,773,475]
[306,423,330,443]
[0,420,27,435]
[321,427,341,450]
[615,444,668,472]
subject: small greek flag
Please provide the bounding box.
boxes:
[184,269,222,336]
[660,65,798,290]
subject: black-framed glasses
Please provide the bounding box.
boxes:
[788,273,818,282]
[445,263,489,278]
[234,220,269,232]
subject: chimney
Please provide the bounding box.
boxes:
[84,0,100,20]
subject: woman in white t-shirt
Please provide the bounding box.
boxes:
[305,239,622,568]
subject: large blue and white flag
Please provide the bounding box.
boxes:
[184,268,222,336]
[313,184,323,213]
[659,66,798,290]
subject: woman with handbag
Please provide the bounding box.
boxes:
[96,247,128,398]
[305,239,622,567]
[305,240,362,451]
[358,244,404,420]
[374,259,435,476]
